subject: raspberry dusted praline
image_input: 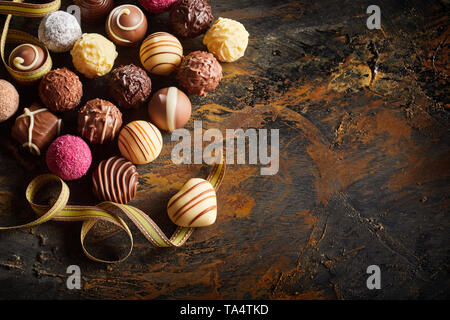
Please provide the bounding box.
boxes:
[46,135,92,181]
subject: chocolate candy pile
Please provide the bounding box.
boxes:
[1,0,247,228]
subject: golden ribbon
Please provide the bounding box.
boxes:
[0,0,61,84]
[0,161,226,263]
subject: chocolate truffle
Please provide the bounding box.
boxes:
[106,5,148,47]
[176,51,222,96]
[203,17,249,62]
[71,33,118,78]
[139,0,178,14]
[8,44,46,72]
[109,64,152,109]
[78,99,123,144]
[39,68,83,112]
[170,0,213,38]
[11,103,62,156]
[118,120,163,164]
[46,135,92,181]
[0,80,19,123]
[167,178,217,227]
[74,0,114,24]
[139,32,183,76]
[148,87,191,132]
[92,156,139,204]
[38,11,82,52]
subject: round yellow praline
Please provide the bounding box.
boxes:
[203,17,249,63]
[70,33,118,78]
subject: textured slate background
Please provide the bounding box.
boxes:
[0,0,449,299]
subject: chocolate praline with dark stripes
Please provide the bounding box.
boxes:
[139,32,183,76]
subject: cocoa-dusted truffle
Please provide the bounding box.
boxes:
[109,64,152,109]
[148,87,192,132]
[176,50,222,96]
[0,80,19,123]
[78,98,123,144]
[38,68,83,112]
[11,103,62,156]
[170,0,213,38]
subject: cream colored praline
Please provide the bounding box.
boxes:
[70,33,118,78]
[167,178,217,227]
[203,17,249,63]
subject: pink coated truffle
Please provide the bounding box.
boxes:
[46,135,92,181]
[139,0,178,13]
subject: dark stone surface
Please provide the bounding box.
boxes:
[0,0,449,299]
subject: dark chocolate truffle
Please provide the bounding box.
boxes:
[11,103,62,156]
[92,156,139,204]
[8,44,46,72]
[74,0,114,25]
[176,50,222,96]
[78,99,123,144]
[38,68,83,112]
[109,64,152,109]
[148,87,192,132]
[106,5,148,47]
[170,0,213,38]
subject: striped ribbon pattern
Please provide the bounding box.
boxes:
[0,0,60,84]
[0,161,226,263]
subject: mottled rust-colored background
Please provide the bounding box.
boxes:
[0,0,449,299]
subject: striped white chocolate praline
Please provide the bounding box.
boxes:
[92,156,138,204]
[118,120,163,164]
[139,32,183,75]
[167,178,217,227]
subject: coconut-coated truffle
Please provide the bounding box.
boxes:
[0,80,19,122]
[38,11,82,53]
[46,135,92,181]
[38,68,83,112]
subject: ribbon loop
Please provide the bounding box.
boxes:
[0,0,61,84]
[0,161,226,263]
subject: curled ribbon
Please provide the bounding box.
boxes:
[0,0,61,84]
[0,161,226,263]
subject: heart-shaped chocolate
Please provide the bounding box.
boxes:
[167,178,217,227]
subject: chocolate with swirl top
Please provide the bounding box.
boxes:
[8,44,46,72]
[92,156,139,204]
[74,0,114,24]
[106,5,148,47]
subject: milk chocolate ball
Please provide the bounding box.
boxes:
[148,87,191,132]
[106,4,148,46]
[8,44,46,72]
[74,0,114,25]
